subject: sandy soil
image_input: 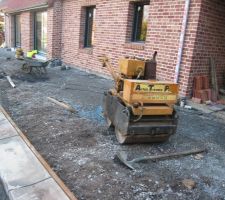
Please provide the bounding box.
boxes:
[0,49,225,200]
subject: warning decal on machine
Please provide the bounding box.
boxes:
[134,83,171,93]
[132,94,177,101]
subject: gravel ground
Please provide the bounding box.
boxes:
[0,179,8,200]
[0,48,225,200]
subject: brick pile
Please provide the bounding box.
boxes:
[192,76,211,103]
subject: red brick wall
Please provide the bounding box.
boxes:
[4,15,14,47]
[0,16,4,45]
[5,7,51,53]
[176,0,202,96]
[20,12,34,52]
[0,0,48,13]
[186,0,225,96]
[60,0,186,90]
[4,12,33,51]
[47,0,62,59]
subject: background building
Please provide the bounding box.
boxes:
[0,0,225,97]
[0,12,4,45]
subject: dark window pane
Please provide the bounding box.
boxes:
[84,7,96,47]
[34,11,47,53]
[132,4,149,42]
[15,15,21,47]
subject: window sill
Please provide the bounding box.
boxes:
[124,42,145,50]
[79,48,93,55]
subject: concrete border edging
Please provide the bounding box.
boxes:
[0,106,78,200]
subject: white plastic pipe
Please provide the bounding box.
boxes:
[174,0,191,83]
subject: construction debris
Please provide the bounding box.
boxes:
[0,71,6,79]
[192,75,211,103]
[47,97,76,113]
[6,75,16,88]
[191,97,202,104]
[217,99,225,105]
[61,65,71,70]
[184,105,192,110]
[116,148,206,170]
[219,89,225,95]
[208,104,225,112]
[194,154,204,160]
[205,100,212,105]
[15,48,24,60]
[182,179,196,190]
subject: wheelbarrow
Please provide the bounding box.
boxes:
[21,58,54,74]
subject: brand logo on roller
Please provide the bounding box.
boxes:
[135,84,171,93]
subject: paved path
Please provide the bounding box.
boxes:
[0,107,76,200]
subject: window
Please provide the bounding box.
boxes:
[14,15,21,47]
[84,6,96,48]
[132,3,149,42]
[34,11,47,54]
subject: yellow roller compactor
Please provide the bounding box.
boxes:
[100,52,179,144]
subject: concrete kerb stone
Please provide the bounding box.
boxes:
[8,178,71,200]
[0,136,51,192]
[0,107,77,200]
[0,115,18,140]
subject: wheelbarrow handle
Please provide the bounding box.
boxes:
[132,148,206,163]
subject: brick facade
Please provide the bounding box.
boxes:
[188,0,225,95]
[176,0,202,96]
[47,0,62,59]
[2,0,225,97]
[0,16,4,45]
[20,12,34,52]
[4,15,13,47]
[61,0,185,82]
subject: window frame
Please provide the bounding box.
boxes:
[132,2,149,42]
[14,14,21,48]
[84,6,96,48]
[33,10,48,55]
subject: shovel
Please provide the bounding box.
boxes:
[116,148,206,170]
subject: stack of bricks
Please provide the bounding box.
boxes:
[192,75,211,103]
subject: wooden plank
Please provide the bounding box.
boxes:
[209,57,218,101]
[6,76,16,88]
[47,97,76,113]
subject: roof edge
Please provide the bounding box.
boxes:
[6,3,48,14]
[0,0,55,14]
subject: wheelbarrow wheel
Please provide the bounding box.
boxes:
[22,63,32,74]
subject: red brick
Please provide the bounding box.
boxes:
[205,89,212,101]
[217,99,225,105]
[193,76,203,90]
[192,97,202,104]
[201,90,209,103]
[202,75,209,89]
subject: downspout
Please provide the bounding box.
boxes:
[174,0,191,83]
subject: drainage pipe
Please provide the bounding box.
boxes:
[174,0,191,83]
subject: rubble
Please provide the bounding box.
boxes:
[182,179,196,190]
